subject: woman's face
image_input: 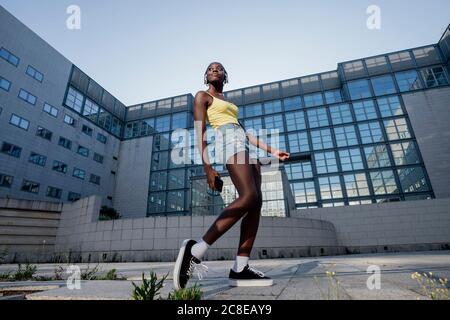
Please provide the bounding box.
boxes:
[206,62,225,84]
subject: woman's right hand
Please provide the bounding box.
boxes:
[205,167,220,191]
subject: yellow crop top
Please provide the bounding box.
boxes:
[204,91,240,130]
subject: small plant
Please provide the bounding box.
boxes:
[80,263,101,280]
[99,206,121,221]
[168,283,203,300]
[97,268,126,280]
[53,265,65,280]
[313,264,348,300]
[0,271,12,281]
[131,271,168,300]
[411,272,449,300]
[13,263,37,281]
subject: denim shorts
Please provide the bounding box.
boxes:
[214,122,258,164]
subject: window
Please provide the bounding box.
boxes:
[82,124,93,136]
[46,186,62,199]
[21,179,39,194]
[371,75,396,96]
[150,171,167,191]
[324,90,343,104]
[334,125,358,147]
[9,114,29,130]
[304,93,323,107]
[364,144,391,168]
[370,170,398,195]
[421,66,449,87]
[307,108,329,128]
[339,148,364,171]
[285,161,313,179]
[151,151,169,171]
[97,133,107,144]
[329,104,353,125]
[93,153,104,164]
[26,65,44,82]
[18,89,37,105]
[245,103,263,117]
[148,192,167,213]
[397,166,429,193]
[358,121,384,144]
[311,129,333,150]
[0,76,11,91]
[52,160,68,174]
[347,79,372,100]
[172,112,188,129]
[43,103,58,117]
[315,151,338,174]
[83,99,99,122]
[1,142,22,158]
[344,173,370,197]
[285,111,306,131]
[68,192,81,202]
[263,100,282,114]
[287,132,310,153]
[243,118,263,133]
[168,169,186,190]
[155,114,171,132]
[352,100,377,121]
[384,117,411,140]
[377,96,403,117]
[89,174,101,185]
[64,114,76,126]
[0,173,13,188]
[36,126,52,141]
[264,114,284,132]
[291,181,317,204]
[29,152,46,167]
[283,96,302,111]
[0,47,20,66]
[77,145,89,157]
[319,176,343,200]
[73,168,86,180]
[395,70,422,92]
[58,137,72,150]
[65,87,84,113]
[390,141,420,166]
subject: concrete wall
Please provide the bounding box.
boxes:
[113,136,153,218]
[402,86,450,199]
[0,197,61,263]
[55,195,339,263]
[293,198,450,253]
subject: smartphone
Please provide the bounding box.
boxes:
[214,176,223,193]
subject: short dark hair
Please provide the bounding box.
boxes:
[204,62,228,85]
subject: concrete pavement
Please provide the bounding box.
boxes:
[0,250,449,300]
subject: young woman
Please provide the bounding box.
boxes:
[173,62,290,289]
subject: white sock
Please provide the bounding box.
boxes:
[191,239,210,260]
[233,256,249,273]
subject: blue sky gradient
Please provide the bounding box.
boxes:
[1,0,449,105]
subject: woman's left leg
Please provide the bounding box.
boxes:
[237,160,263,257]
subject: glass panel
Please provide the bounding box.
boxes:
[390,141,420,166]
[352,100,377,121]
[307,108,329,128]
[329,103,353,125]
[394,70,422,92]
[370,170,398,195]
[344,173,370,197]
[285,111,306,131]
[334,125,358,147]
[358,121,384,144]
[288,131,310,153]
[311,129,333,150]
[397,167,430,193]
[347,79,372,100]
[304,93,323,107]
[319,176,343,200]
[364,144,391,168]
[377,96,403,117]
[338,148,364,171]
[384,117,411,140]
[315,151,338,174]
[371,75,397,96]
[291,181,317,204]
[283,96,302,111]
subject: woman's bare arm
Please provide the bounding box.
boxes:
[246,131,275,154]
[193,91,213,171]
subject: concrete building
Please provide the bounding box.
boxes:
[1,5,450,262]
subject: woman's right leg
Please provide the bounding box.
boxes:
[202,151,260,245]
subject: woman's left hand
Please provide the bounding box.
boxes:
[272,149,290,161]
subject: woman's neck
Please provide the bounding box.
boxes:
[208,84,223,95]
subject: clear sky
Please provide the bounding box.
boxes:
[1,0,449,106]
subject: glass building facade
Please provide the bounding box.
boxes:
[121,42,450,215]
